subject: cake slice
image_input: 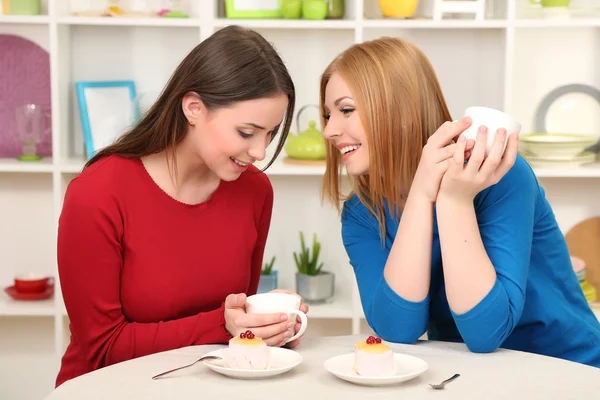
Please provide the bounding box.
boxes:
[353,335,395,377]
[223,330,270,370]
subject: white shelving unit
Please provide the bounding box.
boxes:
[1,0,599,398]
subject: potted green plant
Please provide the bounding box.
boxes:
[294,232,335,303]
[257,256,278,294]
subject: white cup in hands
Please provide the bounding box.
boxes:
[245,292,308,344]
[458,107,521,156]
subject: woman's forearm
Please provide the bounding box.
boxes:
[435,195,497,314]
[383,192,434,302]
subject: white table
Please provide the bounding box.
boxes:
[44,335,599,399]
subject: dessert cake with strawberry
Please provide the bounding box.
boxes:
[223,330,270,370]
[353,335,395,377]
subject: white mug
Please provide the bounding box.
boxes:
[458,106,521,156]
[245,292,308,344]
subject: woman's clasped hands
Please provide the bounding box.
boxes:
[439,118,520,202]
[224,290,308,349]
[410,117,475,204]
[410,117,519,204]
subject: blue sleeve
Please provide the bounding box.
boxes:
[451,155,537,352]
[341,198,428,343]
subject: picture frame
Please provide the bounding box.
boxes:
[75,80,138,159]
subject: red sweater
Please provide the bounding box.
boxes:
[55,155,273,387]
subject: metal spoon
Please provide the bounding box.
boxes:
[151,355,222,380]
[429,373,460,389]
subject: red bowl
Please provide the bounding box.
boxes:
[14,275,53,294]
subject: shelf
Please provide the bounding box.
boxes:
[213,18,356,29]
[0,292,55,316]
[55,156,600,179]
[265,159,600,178]
[306,295,354,319]
[533,162,600,178]
[0,15,50,24]
[214,17,511,30]
[57,16,202,27]
[363,18,508,29]
[256,157,326,176]
[0,157,54,173]
[59,158,85,174]
[515,18,600,28]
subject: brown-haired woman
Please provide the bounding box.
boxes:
[56,25,308,387]
[320,36,600,367]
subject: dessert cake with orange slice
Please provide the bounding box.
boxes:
[223,330,270,370]
[353,335,395,377]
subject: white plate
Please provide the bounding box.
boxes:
[201,347,302,379]
[324,352,428,386]
[534,84,600,138]
[524,151,597,168]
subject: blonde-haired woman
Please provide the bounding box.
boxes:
[320,37,600,367]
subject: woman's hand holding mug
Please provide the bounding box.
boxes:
[410,117,476,204]
[224,291,308,347]
[266,289,309,349]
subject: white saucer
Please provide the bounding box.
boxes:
[201,347,302,379]
[324,352,428,386]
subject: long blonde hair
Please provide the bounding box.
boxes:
[320,37,452,240]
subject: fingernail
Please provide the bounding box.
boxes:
[458,135,465,142]
[499,129,506,136]
[284,331,292,338]
[478,126,487,134]
[280,314,288,321]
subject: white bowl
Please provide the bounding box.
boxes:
[520,133,598,159]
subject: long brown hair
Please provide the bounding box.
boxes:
[85,25,295,173]
[320,37,451,240]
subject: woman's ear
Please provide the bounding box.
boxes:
[182,92,204,125]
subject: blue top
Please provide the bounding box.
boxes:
[341,154,600,368]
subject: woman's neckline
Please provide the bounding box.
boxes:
[135,156,225,211]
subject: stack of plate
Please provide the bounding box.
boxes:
[519,133,598,168]
[571,256,597,303]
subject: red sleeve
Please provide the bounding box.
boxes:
[246,175,274,295]
[58,177,232,370]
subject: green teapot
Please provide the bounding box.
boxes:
[284,105,327,161]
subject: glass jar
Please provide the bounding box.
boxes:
[327,0,344,19]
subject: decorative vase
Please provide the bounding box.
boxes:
[257,270,278,294]
[295,271,335,303]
